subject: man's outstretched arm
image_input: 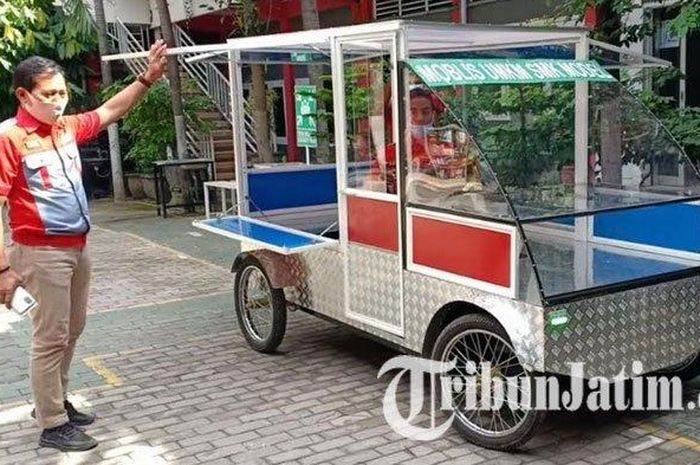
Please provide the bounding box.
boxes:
[95,39,168,128]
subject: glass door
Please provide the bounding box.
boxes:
[334,33,404,336]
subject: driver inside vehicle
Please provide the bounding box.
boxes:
[373,87,483,199]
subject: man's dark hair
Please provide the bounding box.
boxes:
[409,87,432,99]
[12,56,64,92]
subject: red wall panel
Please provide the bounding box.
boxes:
[347,196,398,252]
[412,216,511,288]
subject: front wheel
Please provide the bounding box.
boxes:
[431,314,545,451]
[671,352,700,382]
[234,256,287,353]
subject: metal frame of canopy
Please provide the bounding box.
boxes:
[100,16,697,348]
[100,17,693,339]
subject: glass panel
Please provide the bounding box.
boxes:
[406,67,700,220]
[342,40,396,194]
[459,82,577,220]
[521,207,700,300]
[586,82,700,205]
[403,84,514,220]
[405,54,700,303]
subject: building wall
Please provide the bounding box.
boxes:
[288,6,354,30]
[404,10,453,22]
[88,0,151,24]
[467,0,565,24]
[150,0,229,27]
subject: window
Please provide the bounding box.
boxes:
[374,0,454,20]
[343,40,396,194]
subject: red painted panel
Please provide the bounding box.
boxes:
[412,216,511,288]
[258,0,355,21]
[452,0,461,23]
[347,196,398,252]
[584,6,598,28]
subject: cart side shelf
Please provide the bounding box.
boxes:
[193,216,339,255]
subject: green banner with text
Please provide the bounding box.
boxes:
[295,84,317,148]
[407,59,615,87]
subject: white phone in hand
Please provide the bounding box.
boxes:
[7,286,38,316]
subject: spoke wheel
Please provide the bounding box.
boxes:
[671,351,700,382]
[431,314,545,451]
[234,256,287,353]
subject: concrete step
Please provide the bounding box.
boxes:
[215,160,235,173]
[215,170,235,182]
[212,120,232,129]
[210,128,233,138]
[198,111,226,120]
[213,149,234,160]
[213,141,234,152]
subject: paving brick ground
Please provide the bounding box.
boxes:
[2,200,700,464]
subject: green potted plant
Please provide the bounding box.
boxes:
[101,77,211,200]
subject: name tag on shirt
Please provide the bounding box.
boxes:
[24,139,41,150]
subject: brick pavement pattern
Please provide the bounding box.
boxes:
[1,202,700,465]
[88,226,232,313]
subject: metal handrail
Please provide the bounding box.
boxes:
[173,25,258,155]
[112,19,209,159]
[114,19,148,74]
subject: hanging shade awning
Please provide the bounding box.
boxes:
[406,58,616,86]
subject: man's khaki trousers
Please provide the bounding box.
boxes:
[9,244,91,430]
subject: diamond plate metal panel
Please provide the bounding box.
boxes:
[284,247,345,314]
[284,246,408,347]
[546,275,700,378]
[280,247,545,370]
[402,272,545,371]
[347,245,402,330]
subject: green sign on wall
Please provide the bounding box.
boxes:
[407,59,616,87]
[291,52,323,63]
[295,84,317,148]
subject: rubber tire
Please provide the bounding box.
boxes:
[672,352,700,382]
[234,256,287,353]
[430,313,546,452]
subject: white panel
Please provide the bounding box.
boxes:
[90,0,150,25]
[149,0,220,26]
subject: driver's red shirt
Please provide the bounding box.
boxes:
[375,138,433,194]
[0,108,102,248]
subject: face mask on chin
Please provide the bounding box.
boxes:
[23,92,67,125]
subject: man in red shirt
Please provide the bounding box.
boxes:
[0,41,167,451]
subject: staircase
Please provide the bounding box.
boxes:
[181,74,236,180]
[174,25,261,181]
[108,20,215,162]
[108,20,259,180]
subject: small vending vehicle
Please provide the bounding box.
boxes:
[106,21,700,450]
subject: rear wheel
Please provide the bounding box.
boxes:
[431,314,545,451]
[234,256,287,353]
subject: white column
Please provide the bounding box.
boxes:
[574,34,591,289]
[229,48,249,216]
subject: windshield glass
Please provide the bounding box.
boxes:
[405,56,700,304]
[406,58,700,222]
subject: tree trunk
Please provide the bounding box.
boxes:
[251,64,273,162]
[600,100,623,186]
[153,0,187,159]
[300,0,331,163]
[593,1,623,186]
[93,0,126,200]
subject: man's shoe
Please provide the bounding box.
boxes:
[31,400,96,427]
[38,422,98,452]
[64,400,96,426]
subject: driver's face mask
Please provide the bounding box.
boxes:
[411,124,433,138]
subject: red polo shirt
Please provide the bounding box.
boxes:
[0,108,102,248]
